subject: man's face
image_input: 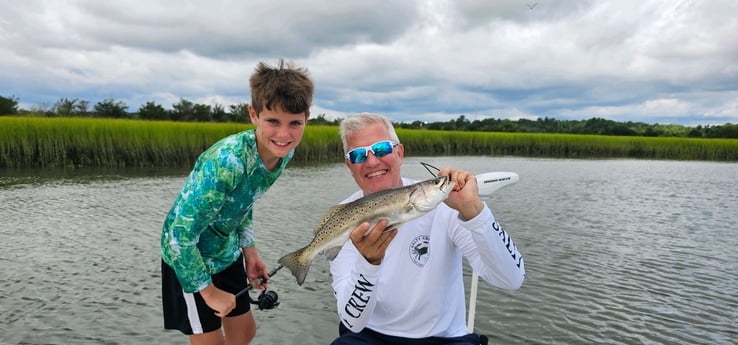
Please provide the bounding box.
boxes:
[344,122,404,195]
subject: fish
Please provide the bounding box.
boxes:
[277,175,455,286]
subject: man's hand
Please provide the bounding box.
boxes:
[438,168,485,220]
[350,219,397,265]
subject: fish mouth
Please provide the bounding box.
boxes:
[435,175,453,193]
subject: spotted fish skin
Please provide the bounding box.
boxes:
[278,176,455,286]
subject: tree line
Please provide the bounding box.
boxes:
[395,115,738,139]
[1,95,737,138]
[0,95,250,123]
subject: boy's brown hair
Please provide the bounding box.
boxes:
[249,59,314,116]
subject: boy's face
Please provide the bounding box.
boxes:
[344,122,404,195]
[249,105,309,167]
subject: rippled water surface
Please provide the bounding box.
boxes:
[1,158,736,344]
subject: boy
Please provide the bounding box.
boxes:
[161,59,313,345]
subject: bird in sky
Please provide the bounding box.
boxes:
[527,3,538,10]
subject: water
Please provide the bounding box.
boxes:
[1,157,736,345]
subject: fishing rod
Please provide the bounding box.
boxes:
[234,264,284,310]
[420,162,520,333]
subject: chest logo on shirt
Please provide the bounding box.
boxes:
[409,235,430,267]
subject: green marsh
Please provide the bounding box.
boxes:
[1,116,736,168]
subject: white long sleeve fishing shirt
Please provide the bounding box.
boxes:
[330,178,526,338]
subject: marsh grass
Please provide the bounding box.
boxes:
[1,116,736,168]
[397,130,738,161]
[0,117,248,168]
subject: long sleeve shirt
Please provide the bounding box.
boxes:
[161,129,291,293]
[330,177,525,338]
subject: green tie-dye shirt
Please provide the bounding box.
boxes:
[161,129,292,293]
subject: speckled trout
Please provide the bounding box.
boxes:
[278,176,455,286]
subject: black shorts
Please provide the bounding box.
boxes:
[162,255,251,335]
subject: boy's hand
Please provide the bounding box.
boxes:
[200,284,236,318]
[243,246,269,290]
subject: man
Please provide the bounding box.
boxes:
[329,113,525,344]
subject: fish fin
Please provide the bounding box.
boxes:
[323,246,343,261]
[384,221,405,233]
[277,248,312,286]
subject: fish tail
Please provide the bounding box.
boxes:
[277,248,312,286]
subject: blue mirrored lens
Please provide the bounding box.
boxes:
[346,141,395,164]
[348,149,368,164]
[371,141,393,158]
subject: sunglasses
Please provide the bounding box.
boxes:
[344,140,398,164]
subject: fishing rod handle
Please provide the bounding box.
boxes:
[235,264,284,298]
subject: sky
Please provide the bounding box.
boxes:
[1,0,737,126]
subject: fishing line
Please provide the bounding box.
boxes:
[420,161,440,177]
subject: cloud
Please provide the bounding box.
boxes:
[1,0,737,126]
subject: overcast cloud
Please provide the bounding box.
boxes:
[1,0,737,126]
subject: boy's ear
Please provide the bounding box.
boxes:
[248,105,258,123]
[305,111,311,121]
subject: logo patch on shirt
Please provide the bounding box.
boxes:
[409,235,430,267]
